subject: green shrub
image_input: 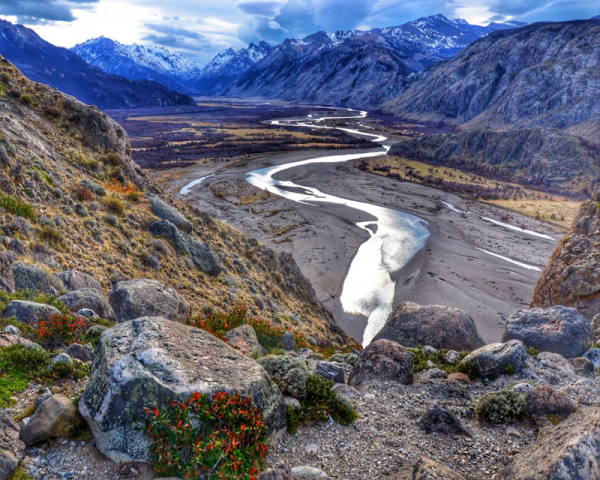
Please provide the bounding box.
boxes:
[257,355,311,398]
[39,225,63,245]
[139,391,267,479]
[409,346,469,374]
[528,346,539,357]
[0,289,67,314]
[0,72,10,84]
[101,153,121,166]
[19,94,33,106]
[101,195,125,215]
[475,389,527,424]
[457,360,481,380]
[0,195,36,219]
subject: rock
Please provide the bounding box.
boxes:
[348,339,414,387]
[4,300,60,325]
[86,324,107,338]
[314,361,345,384]
[537,351,576,376]
[422,345,437,355]
[12,262,56,295]
[65,343,94,363]
[412,457,467,480]
[511,383,536,395]
[2,325,19,335]
[459,340,527,379]
[525,385,574,422]
[445,350,460,365]
[225,325,266,357]
[569,357,595,377]
[50,353,72,367]
[331,384,361,399]
[259,462,292,480]
[56,270,102,293]
[446,373,471,384]
[147,195,193,234]
[77,308,99,319]
[257,355,312,399]
[502,306,593,358]
[281,331,295,351]
[328,353,357,365]
[582,348,600,368]
[418,404,472,437]
[0,412,24,480]
[284,397,301,409]
[416,368,447,382]
[505,426,523,439]
[0,252,14,294]
[296,348,314,359]
[425,360,436,369]
[499,407,600,479]
[305,443,319,454]
[109,279,191,322]
[78,317,286,464]
[149,220,221,276]
[19,395,78,446]
[373,302,484,351]
[290,466,328,478]
[34,392,51,409]
[59,288,115,321]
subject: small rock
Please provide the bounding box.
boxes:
[582,348,600,368]
[511,383,536,395]
[331,384,360,399]
[314,361,345,384]
[284,397,301,410]
[50,353,73,367]
[422,345,437,355]
[446,372,471,384]
[505,426,523,439]
[304,443,319,454]
[290,466,327,478]
[445,350,460,364]
[3,324,20,335]
[225,324,266,357]
[419,403,472,437]
[65,343,94,363]
[569,357,595,377]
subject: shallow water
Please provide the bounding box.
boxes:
[180,174,213,195]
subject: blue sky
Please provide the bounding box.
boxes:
[0,0,598,64]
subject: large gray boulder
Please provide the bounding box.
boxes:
[56,270,102,293]
[20,395,78,446]
[348,339,414,387]
[149,220,222,276]
[109,279,191,322]
[59,288,115,321]
[12,262,56,295]
[0,411,25,480]
[499,407,600,479]
[0,252,14,294]
[373,302,484,352]
[459,340,527,379]
[147,195,193,234]
[503,306,593,358]
[4,300,60,325]
[78,317,286,464]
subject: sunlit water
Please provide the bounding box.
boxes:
[245,111,430,345]
[180,174,213,195]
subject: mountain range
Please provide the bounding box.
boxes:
[0,20,195,109]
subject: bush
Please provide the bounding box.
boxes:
[475,389,527,424]
[257,355,312,398]
[0,72,10,84]
[102,195,125,215]
[74,186,95,202]
[101,153,121,166]
[35,313,91,350]
[139,391,267,479]
[0,195,36,219]
[19,94,32,106]
[0,289,67,314]
[39,225,64,245]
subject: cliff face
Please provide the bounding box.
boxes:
[0,55,346,347]
[531,185,600,320]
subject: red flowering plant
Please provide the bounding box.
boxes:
[35,313,90,350]
[140,391,268,479]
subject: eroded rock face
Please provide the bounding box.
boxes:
[56,270,102,293]
[59,289,115,321]
[149,220,222,276]
[79,317,286,464]
[147,195,193,234]
[502,306,593,358]
[348,339,414,387]
[0,252,14,294]
[532,184,600,320]
[460,340,527,378]
[109,279,191,322]
[0,411,25,480]
[500,407,600,479]
[373,302,484,352]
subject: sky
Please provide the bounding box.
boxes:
[0,0,598,65]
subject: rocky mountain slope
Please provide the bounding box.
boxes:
[0,20,195,109]
[71,37,201,94]
[221,15,521,108]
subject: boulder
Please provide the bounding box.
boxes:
[459,340,527,379]
[259,461,292,480]
[0,252,14,294]
[0,334,32,348]
[502,306,593,358]
[569,357,595,377]
[4,300,60,325]
[314,361,345,384]
[12,262,56,295]
[331,384,360,399]
[109,279,191,322]
[281,331,295,351]
[447,373,471,384]
[348,339,414,387]
[149,220,221,276]
[78,317,286,464]
[147,195,193,234]
[50,353,72,368]
[65,343,94,363]
[582,348,600,368]
[413,457,467,480]
[19,394,78,446]
[225,325,266,357]
[525,385,574,422]
[59,288,115,321]
[0,411,25,480]
[537,351,576,377]
[373,302,484,351]
[56,270,102,293]
[499,407,600,479]
[418,404,472,437]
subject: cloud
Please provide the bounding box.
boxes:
[0,0,98,24]
[268,19,287,30]
[234,0,288,18]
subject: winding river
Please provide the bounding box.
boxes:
[244,110,430,346]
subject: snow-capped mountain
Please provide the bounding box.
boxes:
[71,37,202,94]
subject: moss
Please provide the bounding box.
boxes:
[257,355,311,398]
[0,195,36,219]
[409,346,469,374]
[528,346,539,357]
[475,389,527,424]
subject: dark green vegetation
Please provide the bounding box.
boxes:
[475,389,527,424]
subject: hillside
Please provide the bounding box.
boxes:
[0,20,195,109]
[0,54,347,348]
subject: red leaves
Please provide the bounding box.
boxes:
[35,313,90,349]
